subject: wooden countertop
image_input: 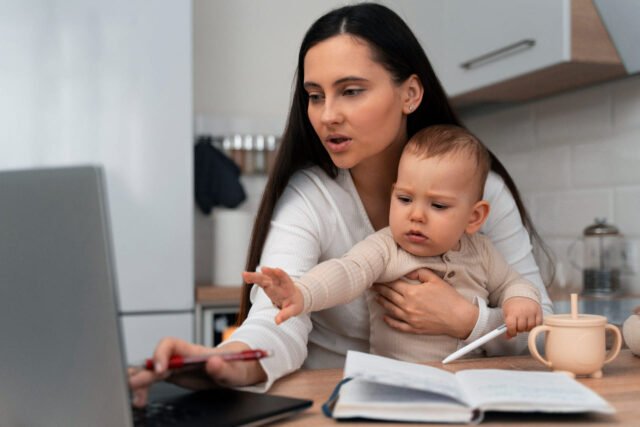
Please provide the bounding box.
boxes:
[269,350,640,426]
[195,285,242,306]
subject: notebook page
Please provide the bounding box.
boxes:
[334,378,473,423]
[344,351,465,403]
[456,369,615,413]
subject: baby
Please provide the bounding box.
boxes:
[243,125,542,362]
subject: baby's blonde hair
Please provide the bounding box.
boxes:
[404,125,490,200]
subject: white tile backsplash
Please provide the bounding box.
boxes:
[465,105,535,154]
[461,74,640,255]
[533,85,612,147]
[532,190,614,237]
[612,74,640,132]
[615,187,640,236]
[572,129,640,188]
[499,146,571,192]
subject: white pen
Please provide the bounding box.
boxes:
[442,324,507,364]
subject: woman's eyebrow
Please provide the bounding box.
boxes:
[303,76,369,90]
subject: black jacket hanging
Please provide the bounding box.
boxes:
[194,136,246,214]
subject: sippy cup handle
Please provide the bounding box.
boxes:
[603,324,622,364]
[527,325,553,368]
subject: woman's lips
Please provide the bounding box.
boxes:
[325,136,352,153]
[406,231,427,243]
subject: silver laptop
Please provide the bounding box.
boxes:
[0,166,311,427]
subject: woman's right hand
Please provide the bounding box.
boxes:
[128,338,267,407]
[372,268,479,339]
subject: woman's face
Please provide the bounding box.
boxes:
[303,35,409,169]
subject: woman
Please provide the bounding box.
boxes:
[130,3,553,406]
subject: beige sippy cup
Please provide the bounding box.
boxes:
[528,293,622,378]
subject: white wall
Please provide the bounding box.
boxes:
[1,0,194,361]
[462,75,640,294]
[193,0,445,136]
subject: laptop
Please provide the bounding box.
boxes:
[0,166,312,427]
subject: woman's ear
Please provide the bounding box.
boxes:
[403,74,424,114]
[465,200,490,234]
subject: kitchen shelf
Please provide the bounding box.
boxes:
[196,285,242,307]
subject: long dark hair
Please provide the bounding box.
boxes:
[237,3,552,322]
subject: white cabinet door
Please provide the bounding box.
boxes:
[441,0,569,97]
[385,0,447,77]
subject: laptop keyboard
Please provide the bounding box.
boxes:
[132,401,202,427]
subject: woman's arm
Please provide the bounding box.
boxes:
[223,170,336,391]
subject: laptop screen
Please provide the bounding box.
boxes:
[0,166,133,426]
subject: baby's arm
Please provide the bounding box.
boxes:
[242,267,304,325]
[481,236,542,338]
[502,296,542,338]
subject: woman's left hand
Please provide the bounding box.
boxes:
[372,268,479,339]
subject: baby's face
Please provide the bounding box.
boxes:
[389,151,482,257]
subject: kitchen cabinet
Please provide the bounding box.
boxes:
[594,0,640,74]
[439,0,625,106]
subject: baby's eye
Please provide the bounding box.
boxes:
[432,203,448,210]
[396,195,412,204]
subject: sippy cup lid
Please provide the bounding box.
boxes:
[544,313,607,327]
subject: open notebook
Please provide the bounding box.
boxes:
[0,165,311,427]
[323,351,614,424]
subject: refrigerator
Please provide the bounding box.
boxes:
[0,0,194,362]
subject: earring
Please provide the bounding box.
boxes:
[408,105,414,112]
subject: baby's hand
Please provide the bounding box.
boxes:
[242,267,304,324]
[502,297,542,338]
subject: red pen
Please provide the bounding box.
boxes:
[143,349,273,371]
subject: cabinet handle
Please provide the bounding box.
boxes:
[460,39,536,70]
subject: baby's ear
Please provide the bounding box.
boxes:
[466,200,490,234]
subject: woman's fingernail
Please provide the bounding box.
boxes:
[155,362,162,373]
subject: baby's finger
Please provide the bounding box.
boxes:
[505,317,516,338]
[262,268,281,285]
[275,304,299,324]
[536,311,543,327]
[242,271,267,287]
[241,271,255,282]
[272,268,291,282]
[517,316,529,333]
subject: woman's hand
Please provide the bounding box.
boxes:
[371,268,479,339]
[128,339,267,408]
